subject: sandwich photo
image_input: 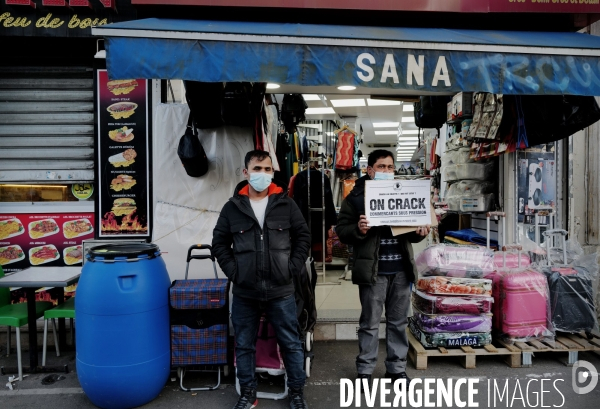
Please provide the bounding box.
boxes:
[108,126,134,143]
[29,244,60,266]
[0,218,24,240]
[109,148,137,167]
[63,218,94,239]
[107,79,138,96]
[110,174,137,192]
[111,198,137,216]
[107,102,137,120]
[28,218,59,239]
[0,245,25,266]
[63,245,83,265]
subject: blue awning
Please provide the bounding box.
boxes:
[92,19,600,96]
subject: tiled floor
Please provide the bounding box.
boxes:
[314,238,428,323]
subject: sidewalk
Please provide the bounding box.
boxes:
[1,339,600,408]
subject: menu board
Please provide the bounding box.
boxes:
[0,213,94,273]
[96,70,150,238]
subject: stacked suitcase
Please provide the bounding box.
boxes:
[410,245,495,348]
[487,212,553,343]
[539,229,597,337]
[170,244,230,391]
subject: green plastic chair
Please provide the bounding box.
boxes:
[0,267,53,381]
[42,296,75,367]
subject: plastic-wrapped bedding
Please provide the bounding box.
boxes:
[409,317,492,348]
[413,311,492,333]
[412,290,493,315]
[416,276,492,296]
[416,244,495,278]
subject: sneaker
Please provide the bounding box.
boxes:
[233,387,257,409]
[384,371,412,384]
[357,373,372,393]
[289,386,309,409]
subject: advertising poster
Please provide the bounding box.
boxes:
[96,70,150,238]
[0,213,94,273]
[516,143,557,244]
[364,179,431,227]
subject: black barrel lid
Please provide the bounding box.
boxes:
[87,243,160,261]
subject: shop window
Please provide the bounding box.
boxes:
[0,184,95,203]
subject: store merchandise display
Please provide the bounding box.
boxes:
[410,254,495,348]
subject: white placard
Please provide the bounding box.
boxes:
[364,179,431,227]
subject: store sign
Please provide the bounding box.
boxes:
[364,179,431,227]
[130,0,600,13]
[72,183,94,200]
[0,0,135,37]
[96,69,151,238]
[0,212,94,272]
[104,37,600,96]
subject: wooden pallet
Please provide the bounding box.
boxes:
[407,330,521,370]
[497,332,600,367]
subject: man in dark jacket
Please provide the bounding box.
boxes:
[336,150,430,386]
[212,150,311,409]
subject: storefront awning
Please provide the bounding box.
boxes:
[92,19,600,96]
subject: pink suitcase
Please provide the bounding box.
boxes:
[501,270,551,339]
[493,252,531,269]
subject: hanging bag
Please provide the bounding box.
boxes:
[177,115,209,177]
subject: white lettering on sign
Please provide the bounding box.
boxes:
[355,53,451,87]
[380,54,399,84]
[357,53,375,82]
[432,56,451,86]
[407,54,424,86]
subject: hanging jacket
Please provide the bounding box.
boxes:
[212,179,311,301]
[336,175,425,285]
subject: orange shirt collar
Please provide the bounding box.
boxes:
[239,182,283,197]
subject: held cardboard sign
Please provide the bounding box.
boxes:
[364,179,433,228]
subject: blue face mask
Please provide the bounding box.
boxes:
[373,172,394,181]
[248,172,273,192]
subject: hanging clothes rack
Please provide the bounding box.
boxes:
[296,121,341,286]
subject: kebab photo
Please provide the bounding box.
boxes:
[63,219,94,239]
[110,174,137,192]
[28,218,59,239]
[109,148,137,167]
[63,245,83,265]
[107,79,138,95]
[29,244,60,266]
[0,245,25,265]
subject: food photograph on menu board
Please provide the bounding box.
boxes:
[97,70,150,237]
[0,213,95,272]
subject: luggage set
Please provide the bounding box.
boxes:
[169,245,317,398]
[411,211,598,349]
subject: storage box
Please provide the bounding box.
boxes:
[451,92,474,119]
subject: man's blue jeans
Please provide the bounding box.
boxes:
[232,293,306,390]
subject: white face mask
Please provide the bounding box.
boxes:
[373,172,394,181]
[248,172,273,192]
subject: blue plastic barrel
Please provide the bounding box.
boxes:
[76,243,171,409]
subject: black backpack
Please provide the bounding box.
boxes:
[177,118,209,177]
[281,94,308,133]
[414,96,452,130]
[222,82,253,127]
[183,81,225,129]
